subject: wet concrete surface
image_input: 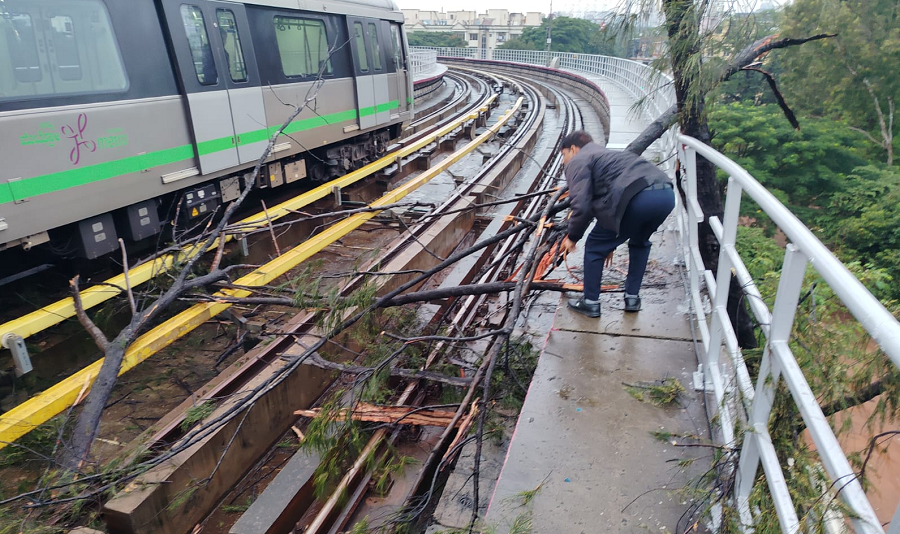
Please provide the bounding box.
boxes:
[484,220,711,534]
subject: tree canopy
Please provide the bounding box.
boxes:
[778,0,899,164]
[500,16,603,54]
[406,31,467,48]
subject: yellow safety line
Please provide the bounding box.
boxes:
[0,96,519,449]
[0,95,497,345]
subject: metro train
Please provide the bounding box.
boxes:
[0,0,413,259]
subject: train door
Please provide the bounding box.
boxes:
[161,0,267,173]
[388,22,410,116]
[207,2,268,164]
[347,17,391,130]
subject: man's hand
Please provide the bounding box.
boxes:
[605,251,614,268]
[561,237,577,253]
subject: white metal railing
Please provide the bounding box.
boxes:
[409,49,438,79]
[411,47,676,161]
[678,135,900,534]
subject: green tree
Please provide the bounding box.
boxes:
[709,103,869,210]
[822,165,900,299]
[709,103,900,301]
[406,31,467,48]
[779,0,900,165]
[500,16,602,54]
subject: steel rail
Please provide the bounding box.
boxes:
[306,74,570,534]
[305,81,535,534]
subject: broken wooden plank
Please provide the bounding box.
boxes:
[444,398,480,462]
[294,403,463,427]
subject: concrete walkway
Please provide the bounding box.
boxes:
[482,73,710,534]
[567,72,652,150]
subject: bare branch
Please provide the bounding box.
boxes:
[118,238,137,315]
[741,66,800,129]
[848,126,883,145]
[70,275,109,352]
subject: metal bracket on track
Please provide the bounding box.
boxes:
[2,333,32,376]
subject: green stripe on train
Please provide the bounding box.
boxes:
[0,104,398,205]
[359,100,400,117]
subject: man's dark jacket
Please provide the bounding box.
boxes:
[565,142,670,240]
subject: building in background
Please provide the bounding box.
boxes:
[402,8,543,50]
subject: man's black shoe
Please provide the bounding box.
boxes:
[624,295,641,312]
[568,297,601,318]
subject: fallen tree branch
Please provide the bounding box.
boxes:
[820,380,885,420]
[183,280,587,309]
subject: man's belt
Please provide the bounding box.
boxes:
[644,182,674,191]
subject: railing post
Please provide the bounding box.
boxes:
[736,244,806,528]
[683,146,700,297]
[705,177,741,383]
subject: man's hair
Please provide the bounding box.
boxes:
[560,131,593,150]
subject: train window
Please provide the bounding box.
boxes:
[274,16,333,77]
[353,22,367,72]
[216,9,247,82]
[390,24,404,70]
[48,16,82,81]
[367,23,382,71]
[180,5,217,86]
[4,13,42,83]
[0,0,127,101]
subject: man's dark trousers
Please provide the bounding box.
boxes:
[583,186,676,301]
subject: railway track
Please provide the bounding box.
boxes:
[106,70,587,534]
[0,72,497,442]
[284,71,586,534]
[0,64,611,534]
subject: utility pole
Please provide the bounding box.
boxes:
[546,0,553,52]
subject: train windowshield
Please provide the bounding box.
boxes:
[367,22,381,71]
[0,0,127,101]
[353,21,368,72]
[216,9,248,83]
[180,5,218,86]
[274,16,333,78]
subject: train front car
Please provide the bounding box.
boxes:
[0,0,411,260]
